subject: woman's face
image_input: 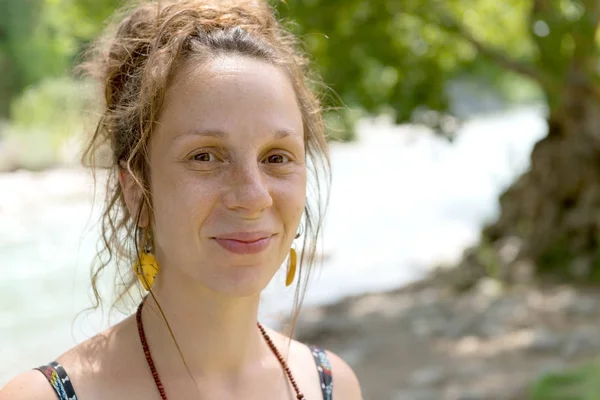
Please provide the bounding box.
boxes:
[146,55,306,296]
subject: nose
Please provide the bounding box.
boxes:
[222,162,273,217]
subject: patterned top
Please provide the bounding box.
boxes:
[36,346,333,399]
[310,345,334,400]
[35,362,78,400]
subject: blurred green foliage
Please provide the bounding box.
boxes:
[1,0,547,145]
[2,77,97,170]
[273,0,539,139]
[1,0,598,147]
[0,0,119,169]
[0,0,120,117]
[530,360,600,400]
[274,0,600,139]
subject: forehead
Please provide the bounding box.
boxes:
[157,55,303,138]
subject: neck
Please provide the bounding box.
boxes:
[139,274,267,377]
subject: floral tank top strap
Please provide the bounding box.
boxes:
[35,361,79,400]
[309,345,333,400]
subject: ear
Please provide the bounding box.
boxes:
[118,162,149,228]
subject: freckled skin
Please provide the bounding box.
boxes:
[148,55,306,296]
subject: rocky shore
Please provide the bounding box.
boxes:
[295,272,600,400]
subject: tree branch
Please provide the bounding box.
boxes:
[434,12,546,86]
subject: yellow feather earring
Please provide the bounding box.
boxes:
[285,246,297,287]
[134,231,159,291]
[134,252,159,291]
[286,226,302,287]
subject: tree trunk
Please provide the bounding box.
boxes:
[484,82,600,280]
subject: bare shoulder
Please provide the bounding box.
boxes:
[0,369,58,400]
[1,316,138,400]
[325,350,363,400]
[0,332,113,400]
[264,328,362,399]
[52,316,141,399]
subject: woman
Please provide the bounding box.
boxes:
[0,0,362,399]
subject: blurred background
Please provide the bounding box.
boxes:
[2,0,600,399]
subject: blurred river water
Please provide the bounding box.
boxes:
[0,106,546,385]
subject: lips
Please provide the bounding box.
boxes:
[212,232,275,255]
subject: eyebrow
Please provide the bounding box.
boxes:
[178,128,300,140]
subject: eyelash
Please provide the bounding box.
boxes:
[191,151,218,162]
[263,153,290,164]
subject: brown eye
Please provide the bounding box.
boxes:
[266,154,288,164]
[193,152,215,162]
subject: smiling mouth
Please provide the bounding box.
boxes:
[212,233,275,255]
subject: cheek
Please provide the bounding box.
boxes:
[150,172,218,239]
[272,172,307,222]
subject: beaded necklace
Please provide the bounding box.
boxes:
[135,301,305,399]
